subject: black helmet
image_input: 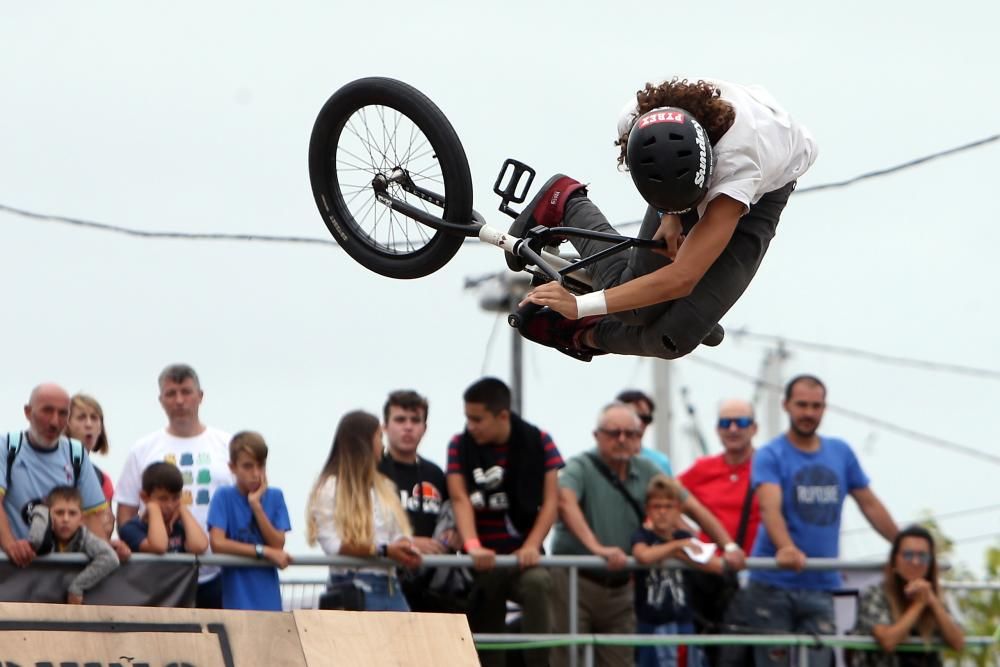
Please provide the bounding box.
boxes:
[625,107,714,214]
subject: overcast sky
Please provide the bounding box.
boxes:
[2,1,998,576]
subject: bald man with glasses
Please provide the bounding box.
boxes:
[549,402,743,667]
[678,398,763,664]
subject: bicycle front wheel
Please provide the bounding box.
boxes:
[308,77,474,279]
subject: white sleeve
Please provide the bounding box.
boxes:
[115,446,144,508]
[311,479,342,555]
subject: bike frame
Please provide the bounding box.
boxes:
[373,160,663,290]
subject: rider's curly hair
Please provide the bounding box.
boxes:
[615,78,735,168]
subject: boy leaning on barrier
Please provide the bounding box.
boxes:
[118,462,208,555]
[632,474,722,667]
[207,431,292,611]
[27,485,119,604]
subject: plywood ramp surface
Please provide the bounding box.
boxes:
[294,609,479,666]
[0,601,308,666]
[0,602,478,666]
[0,631,226,664]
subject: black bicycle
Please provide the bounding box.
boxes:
[308,77,664,331]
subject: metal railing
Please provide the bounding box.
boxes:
[10,552,998,666]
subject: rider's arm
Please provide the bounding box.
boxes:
[603,195,744,312]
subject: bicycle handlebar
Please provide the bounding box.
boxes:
[508,301,543,329]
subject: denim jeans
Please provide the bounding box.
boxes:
[327,572,410,612]
[736,580,836,667]
[636,621,705,667]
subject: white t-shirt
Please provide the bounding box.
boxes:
[117,426,233,581]
[310,476,407,576]
[616,78,818,216]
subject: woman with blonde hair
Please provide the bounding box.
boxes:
[307,410,421,611]
[851,524,964,666]
[66,393,115,538]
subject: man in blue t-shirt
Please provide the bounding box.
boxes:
[737,375,898,667]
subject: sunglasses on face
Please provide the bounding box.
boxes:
[900,549,931,565]
[718,417,754,429]
[598,427,642,440]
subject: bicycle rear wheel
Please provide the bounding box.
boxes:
[308,77,474,279]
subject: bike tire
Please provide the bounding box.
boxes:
[308,77,474,279]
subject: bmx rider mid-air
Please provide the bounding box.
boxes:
[514,77,817,361]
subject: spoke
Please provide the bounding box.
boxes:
[343,183,372,208]
[345,114,381,172]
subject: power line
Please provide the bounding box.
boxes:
[794,134,1000,194]
[856,531,1000,559]
[842,503,1000,536]
[3,134,996,245]
[729,329,1000,381]
[0,202,341,247]
[618,133,999,229]
[686,354,1000,466]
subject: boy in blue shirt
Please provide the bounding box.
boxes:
[119,462,209,555]
[631,475,722,667]
[207,431,292,611]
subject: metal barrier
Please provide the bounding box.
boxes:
[10,552,998,666]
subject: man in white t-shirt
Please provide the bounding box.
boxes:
[116,364,232,607]
[512,77,818,361]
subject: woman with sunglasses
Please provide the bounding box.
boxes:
[851,524,964,666]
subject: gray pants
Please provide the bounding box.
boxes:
[563,181,795,359]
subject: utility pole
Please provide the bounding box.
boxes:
[759,341,789,440]
[465,272,532,414]
[651,360,674,463]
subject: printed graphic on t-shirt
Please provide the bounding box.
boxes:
[197,469,211,484]
[645,567,687,611]
[182,489,193,505]
[182,471,193,485]
[196,489,210,505]
[792,465,841,525]
[180,453,194,467]
[402,481,443,515]
[197,452,211,465]
[165,453,177,466]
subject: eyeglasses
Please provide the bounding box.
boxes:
[598,427,642,440]
[637,414,653,425]
[900,550,931,565]
[718,417,754,429]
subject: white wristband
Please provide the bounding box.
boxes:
[575,290,608,318]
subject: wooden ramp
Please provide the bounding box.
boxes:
[0,602,478,666]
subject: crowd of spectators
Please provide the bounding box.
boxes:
[0,364,965,666]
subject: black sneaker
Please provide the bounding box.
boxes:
[505,174,587,271]
[517,307,606,362]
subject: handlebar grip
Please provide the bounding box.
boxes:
[508,302,544,329]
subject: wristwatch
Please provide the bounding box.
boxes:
[723,542,740,554]
[255,543,265,559]
[376,543,388,558]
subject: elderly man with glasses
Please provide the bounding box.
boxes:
[549,402,744,667]
[616,388,674,475]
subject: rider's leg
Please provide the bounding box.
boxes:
[585,181,795,359]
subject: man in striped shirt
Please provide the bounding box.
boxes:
[447,377,563,667]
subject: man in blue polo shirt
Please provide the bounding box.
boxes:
[743,375,898,667]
